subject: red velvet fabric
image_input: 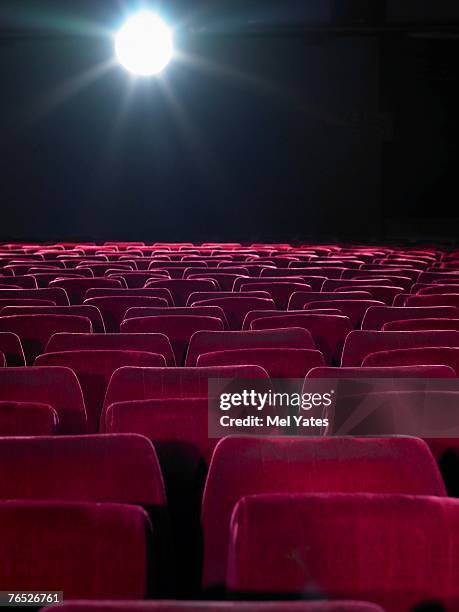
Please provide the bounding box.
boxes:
[197,348,325,379]
[0,434,165,505]
[109,272,172,288]
[202,436,444,592]
[85,288,174,305]
[247,273,328,292]
[35,351,166,433]
[192,298,276,330]
[227,493,459,611]
[50,601,385,611]
[333,285,403,304]
[383,317,459,331]
[0,298,56,311]
[186,328,315,366]
[239,282,312,309]
[0,331,25,366]
[341,330,459,367]
[306,365,456,379]
[187,291,271,306]
[0,314,92,364]
[103,365,269,423]
[0,366,86,434]
[361,305,459,330]
[0,401,58,436]
[303,300,384,328]
[0,275,37,288]
[406,293,459,308]
[0,287,69,305]
[251,314,352,365]
[1,305,105,333]
[84,297,169,332]
[144,280,218,306]
[362,346,459,374]
[50,278,124,304]
[46,332,175,366]
[419,284,459,295]
[288,291,373,310]
[124,306,229,328]
[121,316,224,365]
[0,500,150,599]
[188,273,249,290]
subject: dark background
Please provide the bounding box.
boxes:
[1,0,458,243]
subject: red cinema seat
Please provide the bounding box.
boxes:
[109,272,171,288]
[0,299,56,310]
[239,282,311,309]
[0,314,92,364]
[46,333,175,366]
[405,293,459,308]
[191,297,276,330]
[103,365,269,425]
[306,365,456,379]
[0,367,86,434]
[383,318,459,332]
[50,278,125,304]
[341,330,459,367]
[188,273,250,290]
[0,288,69,305]
[202,436,444,593]
[145,280,218,306]
[361,305,459,330]
[0,401,58,436]
[227,494,459,610]
[197,348,324,379]
[362,347,459,374]
[186,328,315,367]
[43,602,386,612]
[1,305,105,333]
[418,284,459,295]
[35,351,167,433]
[250,314,352,365]
[0,275,37,288]
[0,501,151,599]
[121,316,224,365]
[187,291,271,307]
[303,300,384,328]
[84,297,169,332]
[287,291,373,310]
[0,332,25,366]
[85,288,174,306]
[124,306,228,328]
[332,285,403,304]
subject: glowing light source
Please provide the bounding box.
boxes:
[115,11,173,76]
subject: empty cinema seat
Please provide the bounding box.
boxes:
[0,401,58,436]
[145,280,218,306]
[383,318,459,331]
[102,365,270,428]
[287,291,372,311]
[85,288,174,306]
[197,348,325,379]
[362,346,459,374]
[303,300,385,328]
[361,305,459,330]
[0,501,151,599]
[186,328,315,366]
[239,282,311,308]
[306,365,456,379]
[0,367,86,434]
[50,278,125,304]
[341,330,459,367]
[46,332,176,366]
[0,287,69,305]
[250,314,352,365]
[0,305,105,333]
[0,314,92,364]
[0,332,25,366]
[201,436,444,592]
[35,351,167,432]
[121,315,224,365]
[191,297,276,330]
[227,494,459,611]
[124,306,229,328]
[84,296,169,332]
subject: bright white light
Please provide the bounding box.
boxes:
[115,11,173,76]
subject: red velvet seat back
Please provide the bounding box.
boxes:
[0,367,86,434]
[0,401,58,436]
[303,300,384,328]
[124,306,228,328]
[227,493,459,611]
[0,501,150,599]
[145,279,218,306]
[0,287,69,305]
[363,346,459,374]
[186,328,315,367]
[361,305,459,330]
[202,436,445,592]
[1,305,105,333]
[0,332,25,366]
[84,296,168,332]
[192,297,276,330]
[0,314,92,364]
[50,278,124,304]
